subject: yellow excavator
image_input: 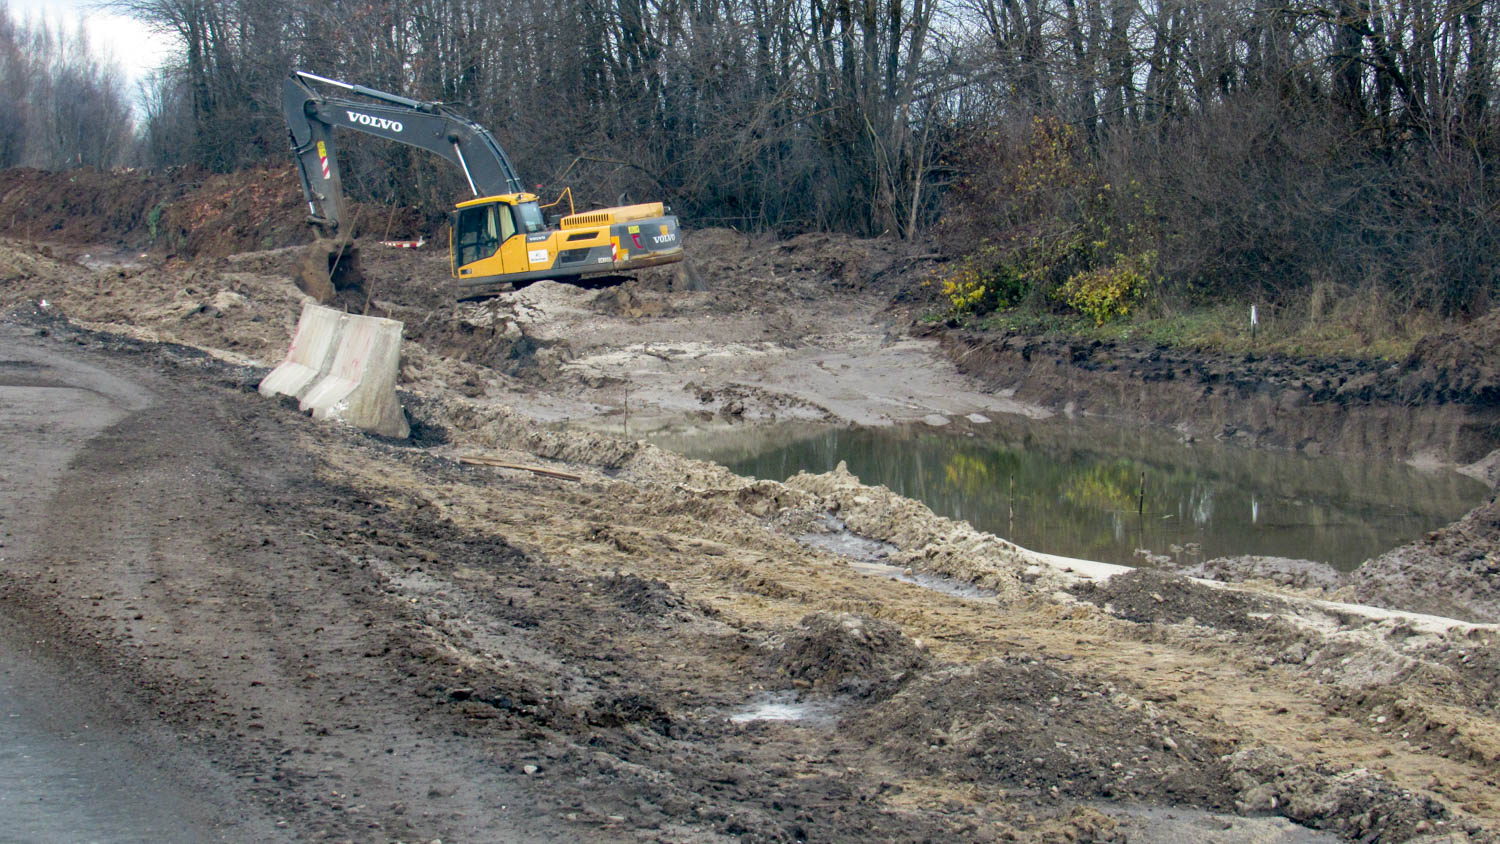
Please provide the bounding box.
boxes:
[282,71,683,301]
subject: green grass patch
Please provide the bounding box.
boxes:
[940,299,1443,363]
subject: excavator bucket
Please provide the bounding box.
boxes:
[295,239,365,304]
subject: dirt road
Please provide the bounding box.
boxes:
[0,319,569,841]
[1,234,1498,842]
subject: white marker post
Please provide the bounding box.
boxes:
[1250,304,1258,346]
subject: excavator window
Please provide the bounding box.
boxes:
[515,202,547,234]
[498,203,517,241]
[455,204,501,266]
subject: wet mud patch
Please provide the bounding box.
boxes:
[1073,568,1286,633]
[849,657,1234,806]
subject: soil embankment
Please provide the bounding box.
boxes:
[2,165,1499,841]
[926,325,1500,467]
[0,166,428,259]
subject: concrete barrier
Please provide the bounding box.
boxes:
[258,302,346,400]
[298,312,409,439]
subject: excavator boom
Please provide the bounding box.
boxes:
[283,71,523,235]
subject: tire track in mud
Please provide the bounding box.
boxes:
[0,330,567,842]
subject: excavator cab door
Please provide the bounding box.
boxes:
[453,200,529,279]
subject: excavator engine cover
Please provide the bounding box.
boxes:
[295,239,365,304]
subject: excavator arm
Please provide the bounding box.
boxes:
[283,71,524,236]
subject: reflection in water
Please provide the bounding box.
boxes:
[654,417,1490,571]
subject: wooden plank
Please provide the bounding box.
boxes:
[458,456,581,482]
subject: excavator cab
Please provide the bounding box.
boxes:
[450,193,684,295]
[452,194,547,280]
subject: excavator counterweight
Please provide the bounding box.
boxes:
[282,71,683,302]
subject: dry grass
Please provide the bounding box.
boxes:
[969,287,1449,362]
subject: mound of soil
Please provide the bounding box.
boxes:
[0,167,430,259]
[1073,568,1284,633]
[1397,309,1500,405]
[772,612,927,699]
[1225,746,1446,840]
[850,657,1232,806]
[1346,491,1500,623]
[1177,555,1343,592]
[597,572,691,617]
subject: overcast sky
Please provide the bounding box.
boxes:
[9,0,176,91]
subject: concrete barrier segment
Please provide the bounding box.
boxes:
[299,313,410,439]
[258,301,347,400]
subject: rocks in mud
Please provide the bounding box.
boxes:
[771,612,927,699]
[848,657,1232,806]
[1225,745,1446,839]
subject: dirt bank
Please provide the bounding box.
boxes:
[0,167,427,259]
[927,326,1500,467]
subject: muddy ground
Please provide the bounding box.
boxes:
[1,221,1499,843]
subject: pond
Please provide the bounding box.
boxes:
[651,415,1490,570]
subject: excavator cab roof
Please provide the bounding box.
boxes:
[454,193,538,209]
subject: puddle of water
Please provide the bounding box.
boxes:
[655,417,1491,571]
[845,559,1000,599]
[798,515,997,599]
[726,692,840,725]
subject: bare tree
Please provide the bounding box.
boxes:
[102,0,1500,312]
[0,7,136,169]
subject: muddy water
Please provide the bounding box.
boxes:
[655,416,1490,570]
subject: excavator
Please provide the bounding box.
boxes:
[282,71,683,302]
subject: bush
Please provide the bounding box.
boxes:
[937,118,1156,320]
[1053,251,1156,325]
